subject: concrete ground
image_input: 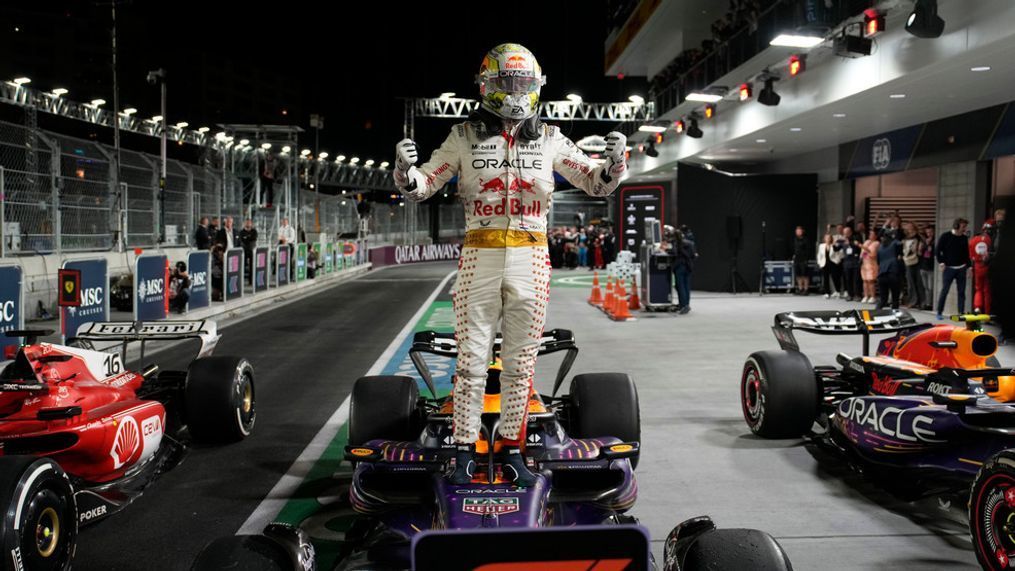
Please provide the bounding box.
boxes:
[535,284,1014,570]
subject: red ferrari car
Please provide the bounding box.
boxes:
[0,320,255,571]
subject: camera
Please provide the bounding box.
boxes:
[146,68,166,85]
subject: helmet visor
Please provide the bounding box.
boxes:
[485,74,542,95]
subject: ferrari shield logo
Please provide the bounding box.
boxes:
[462,497,519,515]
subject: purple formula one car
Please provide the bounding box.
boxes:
[195,330,793,570]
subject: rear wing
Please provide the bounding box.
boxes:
[73,320,220,362]
[410,329,579,398]
[772,309,919,356]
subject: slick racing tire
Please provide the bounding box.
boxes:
[741,350,818,438]
[349,375,419,446]
[665,525,793,571]
[970,450,1015,570]
[570,373,640,469]
[186,356,256,443]
[0,456,77,571]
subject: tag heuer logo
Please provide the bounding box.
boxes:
[462,497,519,515]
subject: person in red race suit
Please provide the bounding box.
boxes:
[970,220,994,314]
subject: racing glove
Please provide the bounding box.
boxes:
[602,131,627,183]
[394,138,419,192]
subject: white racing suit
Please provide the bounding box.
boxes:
[399,118,625,444]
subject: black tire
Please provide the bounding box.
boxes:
[970,450,1015,570]
[185,356,256,443]
[570,373,640,468]
[0,457,77,571]
[678,528,793,571]
[349,375,419,446]
[741,350,818,438]
[191,535,291,571]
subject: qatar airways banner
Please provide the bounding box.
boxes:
[370,243,462,267]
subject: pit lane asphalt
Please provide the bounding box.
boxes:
[75,262,456,570]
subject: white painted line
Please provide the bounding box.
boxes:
[236,268,456,535]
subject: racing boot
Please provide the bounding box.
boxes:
[500,445,538,487]
[450,443,477,485]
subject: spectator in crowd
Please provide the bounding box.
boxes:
[261,151,276,208]
[840,226,862,301]
[993,208,1006,250]
[990,211,1013,344]
[670,229,697,314]
[603,229,617,265]
[307,245,319,279]
[209,216,220,237]
[549,231,565,268]
[194,217,211,250]
[876,231,904,310]
[970,220,994,314]
[577,231,589,268]
[860,229,880,303]
[901,222,925,309]
[918,225,935,310]
[210,244,224,301]
[792,226,812,295]
[278,217,297,245]
[240,218,258,280]
[936,217,971,319]
[817,233,844,299]
[216,216,238,250]
[591,235,605,269]
[168,261,190,314]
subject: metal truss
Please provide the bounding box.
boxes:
[409,97,656,122]
[1,83,397,192]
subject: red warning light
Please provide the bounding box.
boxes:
[655,133,663,144]
[704,104,715,119]
[789,54,806,77]
[674,119,685,133]
[864,10,885,38]
[739,83,752,101]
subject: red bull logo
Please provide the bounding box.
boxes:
[505,55,529,70]
[479,176,507,193]
[473,198,542,217]
[509,177,535,194]
[478,175,535,195]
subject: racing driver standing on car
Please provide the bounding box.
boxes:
[393,43,626,486]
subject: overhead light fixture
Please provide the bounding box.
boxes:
[282,145,291,153]
[89,98,106,107]
[628,95,645,105]
[151,115,163,122]
[50,88,68,96]
[566,93,583,104]
[758,78,781,106]
[318,152,329,160]
[638,125,667,133]
[833,113,847,118]
[906,0,944,38]
[121,107,137,116]
[685,92,723,103]
[686,118,703,139]
[350,157,360,164]
[770,33,824,48]
[175,121,189,128]
[300,149,311,156]
[12,77,31,85]
[365,159,375,166]
[239,138,250,146]
[214,131,228,141]
[336,154,346,162]
[889,93,906,99]
[439,91,456,100]
[380,161,390,169]
[739,83,752,101]
[260,143,272,149]
[756,138,767,143]
[674,119,685,134]
[788,54,806,76]
[197,126,210,133]
[790,127,802,132]
[971,66,991,72]
[704,104,716,119]
[863,10,885,38]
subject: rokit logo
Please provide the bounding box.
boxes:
[79,505,108,522]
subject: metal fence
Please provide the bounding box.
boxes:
[0,117,378,257]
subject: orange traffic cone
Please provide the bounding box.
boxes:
[628,276,641,311]
[588,272,603,306]
[602,277,615,314]
[611,280,634,320]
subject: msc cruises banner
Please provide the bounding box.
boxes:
[135,254,168,321]
[0,265,23,353]
[61,258,108,342]
[187,251,211,310]
[253,247,269,293]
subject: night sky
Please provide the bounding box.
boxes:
[2,1,646,176]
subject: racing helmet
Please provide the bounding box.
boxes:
[477,43,546,121]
